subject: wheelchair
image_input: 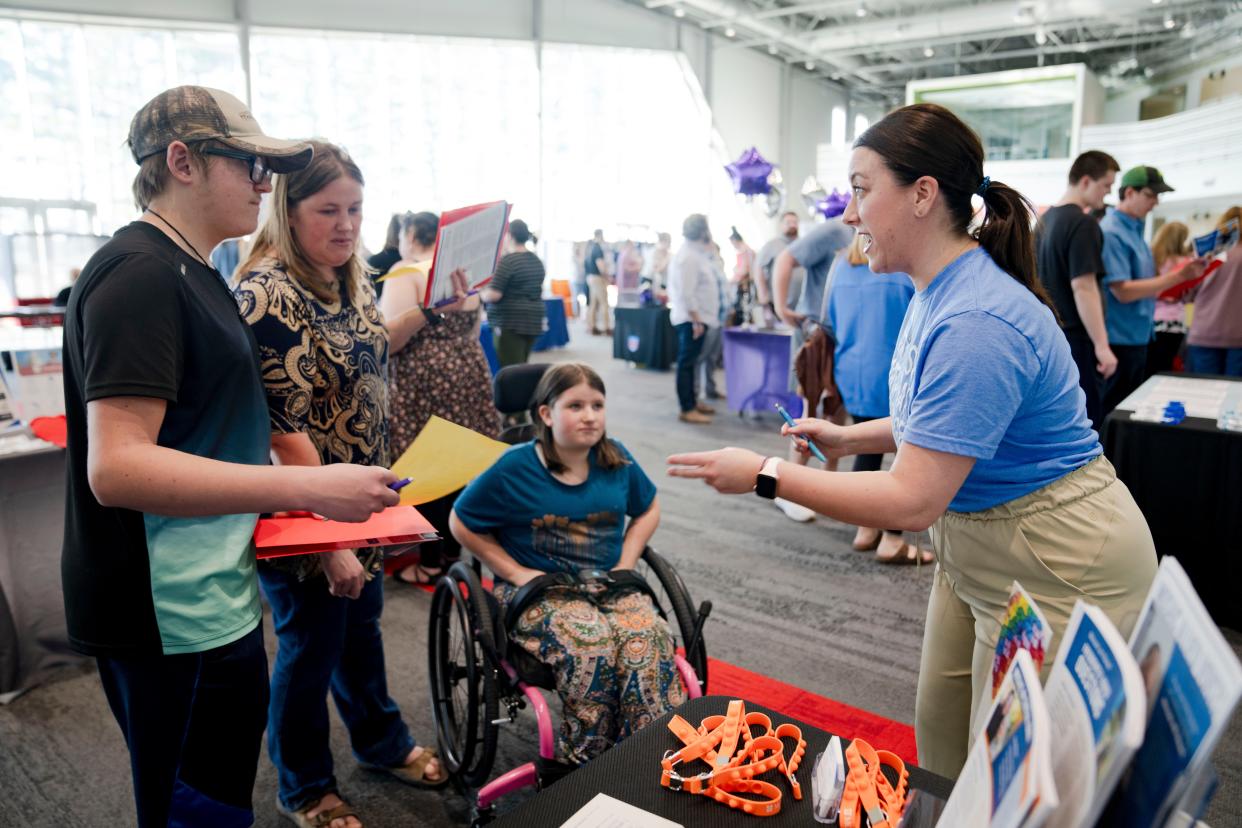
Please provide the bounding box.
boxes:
[425,363,712,823]
[427,552,710,822]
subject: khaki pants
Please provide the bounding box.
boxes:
[915,455,1156,779]
[587,275,611,332]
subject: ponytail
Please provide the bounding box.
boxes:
[975,182,1056,313]
[856,103,1056,314]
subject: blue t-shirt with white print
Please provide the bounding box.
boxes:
[453,440,657,579]
[889,247,1101,512]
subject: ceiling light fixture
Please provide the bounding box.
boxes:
[1164,13,1176,28]
[1035,25,1047,45]
[725,27,736,37]
[768,43,779,55]
[1151,0,1162,4]
[673,6,686,18]
[805,60,816,70]
[923,46,935,57]
[855,3,868,18]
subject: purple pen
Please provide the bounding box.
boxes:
[388,477,413,491]
[432,288,479,309]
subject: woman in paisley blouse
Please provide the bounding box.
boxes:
[379,211,500,586]
[234,141,451,828]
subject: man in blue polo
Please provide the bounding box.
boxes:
[1099,165,1203,415]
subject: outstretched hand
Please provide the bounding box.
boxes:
[667,447,766,494]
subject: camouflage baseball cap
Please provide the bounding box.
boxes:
[127,86,313,173]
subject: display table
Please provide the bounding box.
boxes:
[533,297,569,351]
[613,306,677,370]
[722,327,802,415]
[0,442,85,702]
[1101,373,1242,630]
[493,695,952,826]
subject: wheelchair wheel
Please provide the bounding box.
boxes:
[639,547,709,694]
[428,562,499,787]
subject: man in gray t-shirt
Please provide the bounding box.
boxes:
[781,218,854,329]
[752,211,803,320]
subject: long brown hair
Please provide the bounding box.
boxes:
[855,103,1054,311]
[1151,221,1189,271]
[1219,206,1242,237]
[236,139,368,304]
[532,363,629,474]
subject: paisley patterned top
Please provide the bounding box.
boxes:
[235,259,390,577]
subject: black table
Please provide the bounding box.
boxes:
[613,306,678,371]
[1101,374,1242,631]
[494,695,952,826]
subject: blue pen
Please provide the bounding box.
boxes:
[774,403,829,463]
[388,477,414,491]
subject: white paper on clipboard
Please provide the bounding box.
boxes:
[425,200,510,307]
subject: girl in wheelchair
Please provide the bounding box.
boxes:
[450,362,687,765]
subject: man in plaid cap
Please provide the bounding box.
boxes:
[1098,165,1205,415]
[61,86,401,827]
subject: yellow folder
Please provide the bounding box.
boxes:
[390,415,508,505]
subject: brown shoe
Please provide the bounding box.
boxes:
[695,402,716,415]
[678,410,713,424]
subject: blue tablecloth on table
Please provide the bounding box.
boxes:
[479,298,568,375]
[533,298,568,351]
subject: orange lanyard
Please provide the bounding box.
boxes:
[838,738,909,828]
[660,700,806,817]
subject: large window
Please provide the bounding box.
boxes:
[913,75,1078,161]
[250,30,542,253]
[0,18,243,298]
[2,16,749,296]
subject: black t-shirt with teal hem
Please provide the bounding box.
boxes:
[61,221,271,657]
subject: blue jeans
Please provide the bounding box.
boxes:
[675,321,706,412]
[1186,345,1242,377]
[97,625,268,828]
[261,566,415,811]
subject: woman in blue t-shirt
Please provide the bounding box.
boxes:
[825,233,922,563]
[451,363,685,764]
[668,103,1157,779]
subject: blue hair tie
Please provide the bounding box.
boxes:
[976,176,992,197]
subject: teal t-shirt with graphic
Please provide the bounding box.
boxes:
[454,440,657,579]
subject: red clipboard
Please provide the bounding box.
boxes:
[423,200,512,308]
[254,506,438,559]
[1158,258,1221,301]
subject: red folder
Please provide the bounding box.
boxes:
[1158,258,1221,301]
[423,200,512,308]
[254,506,438,559]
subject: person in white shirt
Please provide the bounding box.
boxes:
[668,214,721,424]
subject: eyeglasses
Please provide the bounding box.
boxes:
[202,147,272,185]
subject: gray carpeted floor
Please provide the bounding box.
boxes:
[1,324,1239,827]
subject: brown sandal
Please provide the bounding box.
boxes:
[394,563,442,587]
[362,746,450,790]
[277,796,361,828]
[876,542,934,566]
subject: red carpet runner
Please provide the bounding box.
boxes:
[705,656,918,765]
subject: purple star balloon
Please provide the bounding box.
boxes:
[813,189,850,219]
[724,147,776,196]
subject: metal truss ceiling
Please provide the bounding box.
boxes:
[636,0,1241,104]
